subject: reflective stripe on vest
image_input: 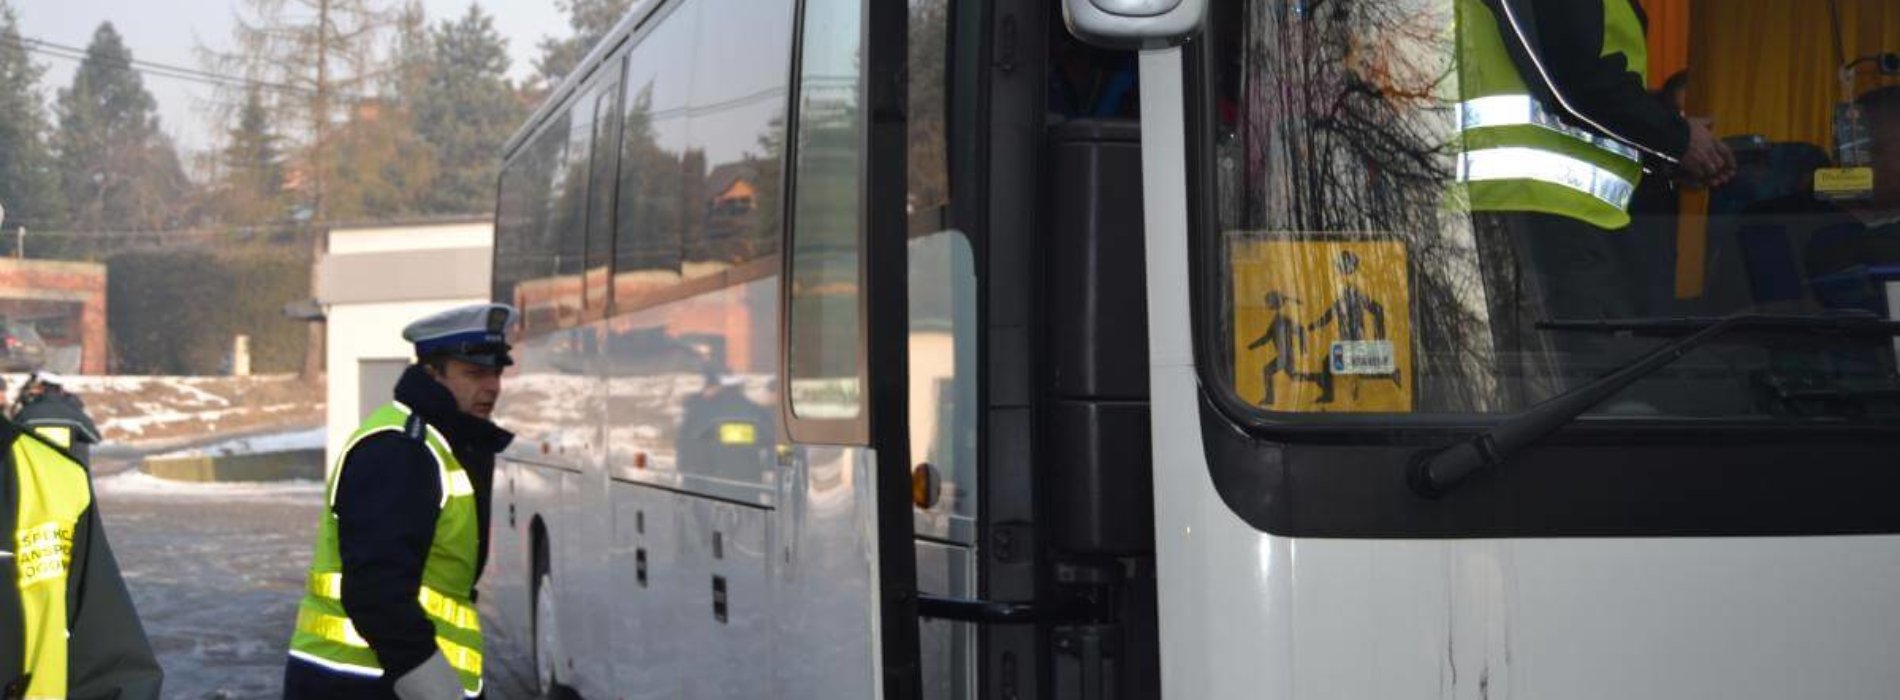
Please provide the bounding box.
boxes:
[1456,94,1642,164]
[1455,0,1651,229]
[306,572,481,632]
[1459,147,1637,211]
[13,434,93,699]
[289,402,483,697]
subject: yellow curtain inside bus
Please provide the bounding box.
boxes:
[1638,0,1900,298]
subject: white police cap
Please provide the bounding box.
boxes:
[402,303,518,367]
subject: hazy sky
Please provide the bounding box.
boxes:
[21,0,569,159]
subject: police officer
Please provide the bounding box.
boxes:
[1,416,163,698]
[284,304,516,700]
[11,374,103,468]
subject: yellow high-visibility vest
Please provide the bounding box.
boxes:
[1455,0,1651,230]
[287,402,483,696]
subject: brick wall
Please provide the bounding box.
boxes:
[0,259,108,374]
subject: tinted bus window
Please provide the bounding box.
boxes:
[682,0,793,278]
[494,154,535,306]
[517,115,570,336]
[614,4,696,304]
[786,0,863,421]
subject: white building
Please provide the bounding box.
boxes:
[315,218,493,470]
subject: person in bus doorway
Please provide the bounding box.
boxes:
[1457,0,1735,394]
[0,410,163,698]
[284,303,517,700]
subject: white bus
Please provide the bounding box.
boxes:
[487,0,1900,697]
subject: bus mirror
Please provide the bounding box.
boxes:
[1061,0,1204,50]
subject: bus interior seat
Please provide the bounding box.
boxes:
[1707,139,1833,307]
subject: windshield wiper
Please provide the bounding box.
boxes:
[1410,312,1900,498]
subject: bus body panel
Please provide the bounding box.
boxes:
[916,540,977,699]
[1139,47,1900,700]
[487,267,887,696]
[772,445,886,700]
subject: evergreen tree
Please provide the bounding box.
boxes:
[318,0,434,220]
[0,2,59,231]
[218,85,286,225]
[533,0,632,90]
[53,22,188,234]
[418,4,524,214]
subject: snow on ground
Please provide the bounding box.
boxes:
[2,373,325,448]
[93,470,326,502]
[150,427,328,459]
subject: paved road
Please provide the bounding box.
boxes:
[93,465,536,699]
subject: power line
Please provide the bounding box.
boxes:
[4,34,371,101]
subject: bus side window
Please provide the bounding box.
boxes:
[785,0,865,426]
[684,0,794,277]
[614,4,695,307]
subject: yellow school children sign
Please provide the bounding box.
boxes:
[1230,236,1413,413]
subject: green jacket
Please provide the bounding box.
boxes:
[0,422,162,699]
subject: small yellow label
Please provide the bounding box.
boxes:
[16,521,73,588]
[1815,167,1874,196]
[718,422,758,445]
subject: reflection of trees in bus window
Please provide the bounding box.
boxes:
[613,6,694,304]
[1213,0,1494,414]
[682,0,793,278]
[508,118,571,337]
[787,0,863,421]
[908,0,949,218]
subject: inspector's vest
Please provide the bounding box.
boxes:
[1455,0,1650,230]
[9,433,92,699]
[288,403,482,697]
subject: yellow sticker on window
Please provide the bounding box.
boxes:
[1230,236,1414,413]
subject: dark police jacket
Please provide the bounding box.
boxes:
[284,365,511,698]
[0,422,163,699]
[1490,0,1690,160]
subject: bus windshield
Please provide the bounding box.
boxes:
[1204,0,1900,422]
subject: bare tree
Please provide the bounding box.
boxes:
[203,0,399,382]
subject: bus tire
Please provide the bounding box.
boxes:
[532,549,576,698]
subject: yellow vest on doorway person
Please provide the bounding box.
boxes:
[12,432,93,699]
[1455,0,1650,230]
[287,402,484,697]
